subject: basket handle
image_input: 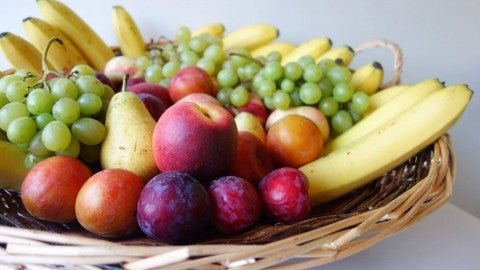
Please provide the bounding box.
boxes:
[354,39,403,88]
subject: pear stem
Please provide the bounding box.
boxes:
[121,74,129,92]
[41,37,65,91]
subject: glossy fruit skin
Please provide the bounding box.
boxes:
[95,72,116,91]
[127,76,146,87]
[266,114,323,168]
[21,156,92,223]
[258,167,311,224]
[168,66,215,103]
[137,172,211,244]
[75,169,144,238]
[138,93,167,121]
[208,176,261,234]
[234,93,268,126]
[129,82,173,107]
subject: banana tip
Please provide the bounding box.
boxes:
[347,45,354,53]
[327,38,332,46]
[0,32,9,38]
[275,28,280,38]
[22,17,33,22]
[372,61,383,70]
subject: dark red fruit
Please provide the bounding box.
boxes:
[127,77,146,87]
[168,66,215,103]
[137,172,211,244]
[208,176,261,234]
[95,72,116,91]
[138,93,167,121]
[258,167,311,224]
[129,82,173,107]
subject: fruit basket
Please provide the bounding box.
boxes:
[0,39,459,269]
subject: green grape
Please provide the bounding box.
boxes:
[79,143,100,163]
[217,69,238,88]
[252,74,265,92]
[103,85,115,101]
[257,80,276,98]
[51,78,79,100]
[229,48,251,67]
[26,88,54,115]
[7,117,36,144]
[230,86,249,107]
[318,78,334,97]
[216,88,232,105]
[263,62,283,81]
[24,153,51,170]
[76,76,105,97]
[189,36,208,54]
[71,64,95,77]
[205,34,222,46]
[267,51,282,62]
[284,62,303,81]
[297,55,316,68]
[71,118,106,145]
[196,58,216,75]
[221,60,238,70]
[177,42,190,53]
[0,74,23,93]
[236,66,248,81]
[263,97,275,110]
[176,26,192,42]
[0,92,9,109]
[162,45,177,61]
[47,77,61,89]
[290,89,303,107]
[203,44,223,63]
[52,98,80,124]
[327,66,352,84]
[180,51,200,66]
[351,92,370,114]
[280,78,295,93]
[145,64,164,83]
[317,58,336,74]
[318,96,339,117]
[6,80,29,102]
[77,93,102,115]
[303,64,323,83]
[0,102,29,131]
[348,108,363,123]
[332,82,354,103]
[160,78,170,88]
[299,82,322,105]
[162,61,181,78]
[244,63,261,78]
[35,113,55,130]
[14,70,38,86]
[135,55,152,70]
[29,131,52,157]
[17,143,29,153]
[273,91,291,110]
[331,110,353,134]
[55,137,80,158]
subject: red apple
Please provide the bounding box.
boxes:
[234,112,266,143]
[153,102,238,182]
[104,56,142,85]
[177,93,220,105]
[137,93,167,121]
[168,66,215,103]
[129,82,173,107]
[233,93,268,126]
[230,132,273,186]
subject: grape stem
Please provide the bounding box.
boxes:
[40,37,65,91]
[228,52,264,66]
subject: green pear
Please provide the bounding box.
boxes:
[100,88,158,182]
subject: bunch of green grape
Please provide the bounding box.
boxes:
[134,26,225,88]
[0,65,114,168]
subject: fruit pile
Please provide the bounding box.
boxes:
[0,0,472,245]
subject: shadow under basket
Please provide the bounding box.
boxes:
[0,40,457,269]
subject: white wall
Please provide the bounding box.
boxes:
[1,0,479,216]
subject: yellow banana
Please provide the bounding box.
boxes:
[323,78,444,155]
[223,24,278,51]
[364,84,410,115]
[112,6,145,58]
[192,23,225,37]
[281,37,331,65]
[37,0,114,71]
[0,32,42,75]
[351,61,384,95]
[316,45,355,66]
[251,42,296,59]
[0,140,29,191]
[22,17,87,72]
[302,84,472,206]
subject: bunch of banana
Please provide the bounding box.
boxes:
[302,84,472,206]
[37,0,114,71]
[0,32,42,74]
[23,17,88,71]
[323,78,444,155]
[351,61,384,95]
[0,140,29,191]
[222,24,278,51]
[112,6,145,58]
[364,84,410,115]
[192,23,225,37]
[281,37,332,65]
[316,45,355,66]
[251,42,296,59]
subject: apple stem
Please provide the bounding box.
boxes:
[40,37,65,91]
[121,74,130,92]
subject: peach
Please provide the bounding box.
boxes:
[234,112,266,143]
[177,93,220,105]
[233,93,268,126]
[104,56,142,84]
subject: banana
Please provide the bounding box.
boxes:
[222,24,278,51]
[37,0,114,71]
[316,45,355,66]
[22,17,88,72]
[351,61,384,95]
[0,140,29,191]
[364,84,410,115]
[301,84,472,206]
[251,42,296,59]
[281,37,331,65]
[323,78,444,155]
[192,23,225,37]
[0,32,42,74]
[112,6,145,58]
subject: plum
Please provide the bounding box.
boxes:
[137,93,167,121]
[129,82,173,107]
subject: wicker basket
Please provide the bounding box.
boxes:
[0,40,456,269]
